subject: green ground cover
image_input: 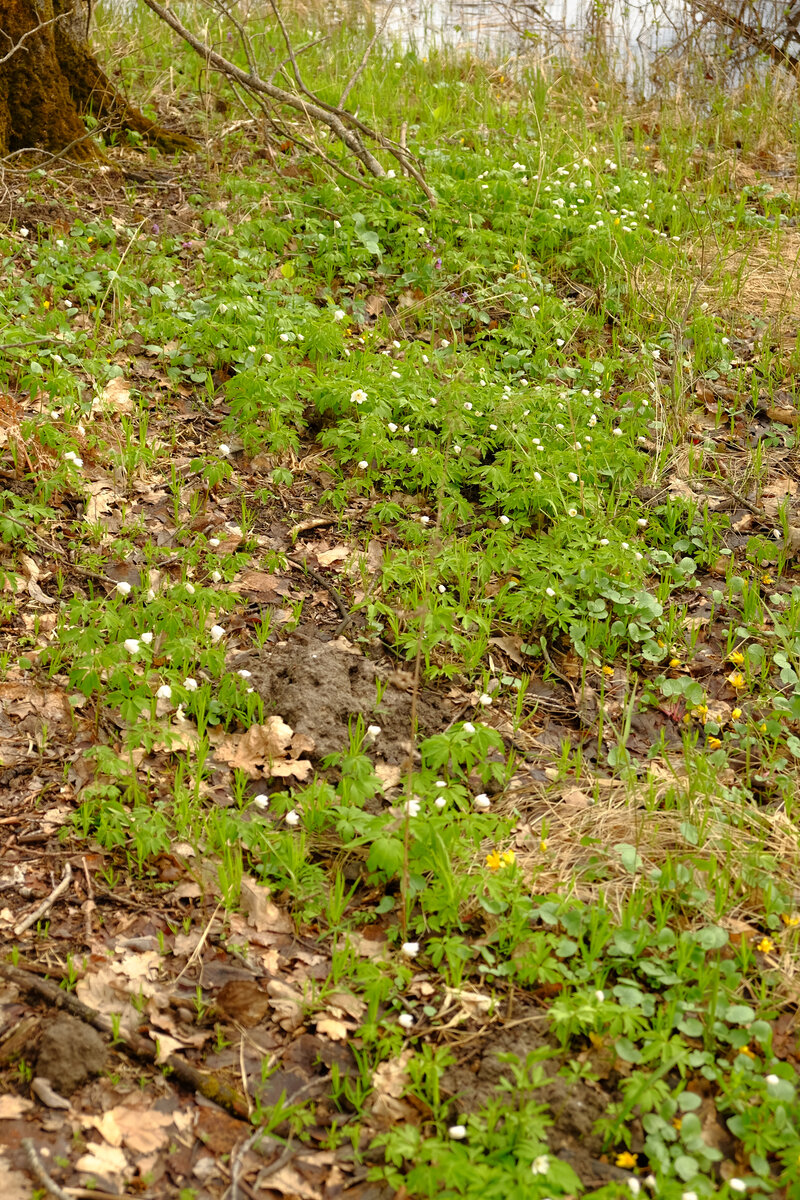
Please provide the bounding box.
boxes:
[2,6,800,1197]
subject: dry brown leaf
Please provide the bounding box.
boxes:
[0,1095,33,1119]
[75,966,143,1033]
[98,377,134,414]
[489,634,528,666]
[0,1155,34,1200]
[370,1050,417,1126]
[561,786,593,809]
[252,1163,321,1199]
[269,758,313,780]
[316,546,349,568]
[214,716,295,775]
[374,761,403,790]
[326,991,365,1021]
[234,570,287,599]
[111,1105,173,1154]
[667,478,695,502]
[762,475,798,516]
[765,405,799,427]
[75,1141,128,1181]
[240,875,293,934]
[267,979,306,1031]
[316,1016,350,1041]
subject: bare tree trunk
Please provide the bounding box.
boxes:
[0,0,195,159]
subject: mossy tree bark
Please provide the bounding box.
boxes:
[0,0,195,159]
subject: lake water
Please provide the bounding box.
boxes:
[101,0,800,90]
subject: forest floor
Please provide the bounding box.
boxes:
[1,9,800,1200]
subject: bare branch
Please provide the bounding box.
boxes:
[140,0,385,176]
[138,0,434,201]
[339,0,398,108]
[0,8,74,67]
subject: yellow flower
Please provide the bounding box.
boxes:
[602,665,614,676]
[707,736,722,750]
[738,1044,756,1059]
[732,707,742,720]
[43,300,50,309]
[539,839,548,853]
[759,723,767,734]
[727,672,746,689]
[486,849,515,871]
[669,658,681,668]
[761,575,773,585]
[672,1117,682,1131]
[728,651,745,665]
[87,236,94,243]
[589,1031,604,1048]
[614,217,620,225]
[756,936,775,953]
[781,913,800,927]
[616,1151,637,1169]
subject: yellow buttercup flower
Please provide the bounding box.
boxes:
[781,913,800,927]
[727,672,746,689]
[739,1044,756,1059]
[486,848,515,871]
[707,736,722,750]
[728,651,745,665]
[732,707,742,720]
[616,1151,637,1169]
[756,936,775,953]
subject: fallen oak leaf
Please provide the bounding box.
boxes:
[316,1016,351,1041]
[215,715,308,778]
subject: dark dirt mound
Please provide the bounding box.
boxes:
[230,632,450,764]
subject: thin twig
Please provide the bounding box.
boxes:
[268,33,331,88]
[81,857,95,942]
[14,862,73,937]
[139,0,434,200]
[0,9,73,67]
[287,557,349,623]
[339,0,398,108]
[22,1139,72,1200]
[139,0,385,178]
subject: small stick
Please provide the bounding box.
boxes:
[287,557,349,624]
[14,862,73,937]
[22,1139,73,1200]
[81,856,95,942]
[288,516,335,540]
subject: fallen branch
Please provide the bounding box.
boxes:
[14,862,73,937]
[138,0,434,201]
[22,1139,73,1200]
[0,960,250,1120]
